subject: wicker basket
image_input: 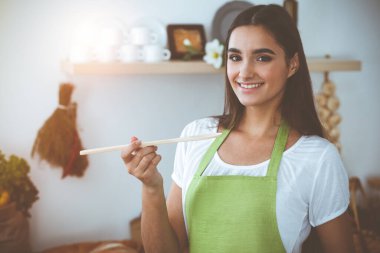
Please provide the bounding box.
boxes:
[0,202,30,253]
[350,177,380,253]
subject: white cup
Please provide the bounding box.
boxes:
[119,44,143,62]
[127,26,158,45]
[98,27,123,47]
[143,45,171,62]
[94,45,118,62]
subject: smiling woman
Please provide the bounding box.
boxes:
[120,4,354,253]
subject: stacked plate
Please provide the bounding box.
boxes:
[211,1,254,43]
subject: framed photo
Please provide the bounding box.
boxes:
[167,24,206,60]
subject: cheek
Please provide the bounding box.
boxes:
[259,64,277,78]
[263,64,289,83]
[226,65,238,84]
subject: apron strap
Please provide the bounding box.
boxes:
[266,120,290,178]
[196,128,231,177]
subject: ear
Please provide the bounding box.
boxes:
[287,53,299,78]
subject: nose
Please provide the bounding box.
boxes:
[239,59,254,78]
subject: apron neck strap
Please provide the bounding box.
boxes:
[196,128,231,177]
[266,120,290,177]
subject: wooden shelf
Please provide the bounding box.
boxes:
[306,58,361,72]
[62,60,222,75]
[62,58,361,75]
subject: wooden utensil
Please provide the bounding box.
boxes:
[80,133,222,155]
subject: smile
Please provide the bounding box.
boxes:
[237,82,264,89]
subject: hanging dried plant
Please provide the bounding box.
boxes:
[31,83,88,178]
[316,77,342,152]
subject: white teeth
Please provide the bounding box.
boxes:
[238,82,263,89]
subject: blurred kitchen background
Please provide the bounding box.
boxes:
[0,0,379,252]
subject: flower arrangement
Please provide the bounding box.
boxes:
[203,39,224,69]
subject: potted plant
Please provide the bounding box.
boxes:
[0,149,39,253]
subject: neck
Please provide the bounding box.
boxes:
[237,106,282,138]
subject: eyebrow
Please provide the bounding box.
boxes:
[227,48,276,55]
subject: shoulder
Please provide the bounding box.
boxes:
[282,135,344,177]
[279,135,349,217]
[289,135,340,162]
[178,117,219,161]
[173,118,219,184]
[282,135,346,190]
[180,117,219,137]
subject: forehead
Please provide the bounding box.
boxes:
[228,25,282,52]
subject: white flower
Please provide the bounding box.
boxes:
[203,39,224,69]
[183,38,192,46]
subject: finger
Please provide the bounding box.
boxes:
[130,137,139,155]
[129,146,157,169]
[121,140,141,162]
[132,152,157,177]
[141,154,162,178]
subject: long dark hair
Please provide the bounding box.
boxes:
[218,4,324,137]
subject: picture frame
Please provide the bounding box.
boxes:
[167,24,206,60]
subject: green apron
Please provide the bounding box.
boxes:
[185,121,289,253]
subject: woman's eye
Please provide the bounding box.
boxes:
[228,55,241,62]
[257,55,272,62]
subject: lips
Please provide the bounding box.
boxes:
[237,81,264,89]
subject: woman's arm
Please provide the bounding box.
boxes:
[141,181,182,253]
[121,139,182,253]
[167,183,189,252]
[315,211,354,253]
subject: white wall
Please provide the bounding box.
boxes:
[0,0,379,251]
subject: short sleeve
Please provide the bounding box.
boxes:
[309,143,350,227]
[171,125,189,188]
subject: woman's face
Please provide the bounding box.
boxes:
[227,25,297,110]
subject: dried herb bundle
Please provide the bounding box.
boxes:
[31,83,88,178]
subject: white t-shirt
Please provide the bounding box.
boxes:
[171,117,349,253]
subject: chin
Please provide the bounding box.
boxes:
[237,99,262,107]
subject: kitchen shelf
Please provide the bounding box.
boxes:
[62,58,361,75]
[62,60,222,75]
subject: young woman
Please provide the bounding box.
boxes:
[121,4,354,253]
